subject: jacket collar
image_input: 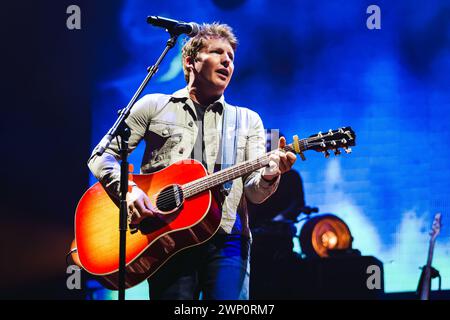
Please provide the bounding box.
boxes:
[171,87,225,113]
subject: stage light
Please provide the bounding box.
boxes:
[299,214,353,258]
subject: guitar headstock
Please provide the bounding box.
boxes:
[287,126,356,160]
[430,212,442,242]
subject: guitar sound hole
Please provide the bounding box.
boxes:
[156,184,184,213]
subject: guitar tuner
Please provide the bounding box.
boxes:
[328,129,333,135]
[338,128,344,133]
[341,138,347,145]
[323,150,330,158]
[317,131,323,138]
[334,149,341,156]
[344,147,352,154]
[331,140,337,146]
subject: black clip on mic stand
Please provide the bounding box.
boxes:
[93,29,181,301]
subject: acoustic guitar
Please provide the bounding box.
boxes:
[72,127,356,289]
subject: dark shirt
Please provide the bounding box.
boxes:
[190,101,207,167]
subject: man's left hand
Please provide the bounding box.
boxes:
[262,136,297,182]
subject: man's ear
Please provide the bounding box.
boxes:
[185,56,195,71]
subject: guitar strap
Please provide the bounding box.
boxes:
[219,104,241,194]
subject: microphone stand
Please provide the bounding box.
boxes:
[93,31,180,300]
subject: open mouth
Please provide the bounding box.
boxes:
[216,69,229,78]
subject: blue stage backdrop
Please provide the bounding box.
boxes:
[89,0,450,298]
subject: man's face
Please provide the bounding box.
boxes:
[189,37,235,95]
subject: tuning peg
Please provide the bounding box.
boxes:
[328,129,334,136]
[323,150,330,158]
[334,148,341,156]
[344,147,352,154]
[331,140,337,146]
[317,131,323,138]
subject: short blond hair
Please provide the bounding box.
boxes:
[181,23,238,83]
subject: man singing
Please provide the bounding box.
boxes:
[88,22,296,300]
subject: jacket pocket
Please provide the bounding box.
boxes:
[146,122,188,167]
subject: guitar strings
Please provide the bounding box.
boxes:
[144,137,352,210]
[152,132,351,204]
[149,156,269,209]
[147,139,350,210]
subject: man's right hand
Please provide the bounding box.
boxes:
[127,186,157,226]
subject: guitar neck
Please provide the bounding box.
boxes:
[182,144,298,198]
[181,126,356,198]
[419,238,437,300]
[426,238,436,268]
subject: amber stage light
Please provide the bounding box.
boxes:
[299,214,353,258]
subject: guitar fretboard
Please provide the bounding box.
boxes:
[182,144,297,198]
[180,127,355,198]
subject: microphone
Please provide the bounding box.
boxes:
[147,16,199,37]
